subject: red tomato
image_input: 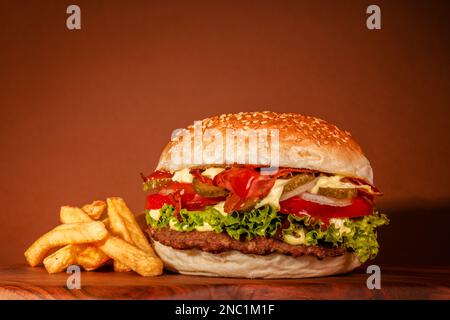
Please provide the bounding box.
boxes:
[279,196,372,223]
[145,194,174,210]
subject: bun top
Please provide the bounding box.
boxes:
[157,111,373,183]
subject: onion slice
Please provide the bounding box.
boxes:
[279,178,318,201]
[300,192,352,207]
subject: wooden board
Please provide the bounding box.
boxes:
[0,265,449,300]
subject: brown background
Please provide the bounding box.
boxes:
[0,1,449,265]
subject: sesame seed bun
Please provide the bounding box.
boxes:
[157,111,373,183]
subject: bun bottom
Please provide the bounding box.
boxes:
[153,241,361,279]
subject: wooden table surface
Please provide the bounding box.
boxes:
[0,265,448,300]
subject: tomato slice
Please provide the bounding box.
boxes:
[145,194,174,210]
[279,196,372,224]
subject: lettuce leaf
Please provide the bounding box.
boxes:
[145,205,389,262]
[147,204,281,240]
[280,213,389,262]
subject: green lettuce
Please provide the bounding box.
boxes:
[146,204,281,241]
[145,205,389,262]
[281,213,389,262]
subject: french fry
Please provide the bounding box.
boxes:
[43,244,85,274]
[25,197,163,277]
[107,198,159,272]
[60,209,109,227]
[102,218,110,229]
[59,208,112,271]
[114,261,131,272]
[60,206,92,224]
[107,197,154,255]
[24,221,108,267]
[58,204,129,272]
[82,200,106,220]
[106,198,134,272]
[77,246,110,271]
[97,236,163,277]
[106,198,132,242]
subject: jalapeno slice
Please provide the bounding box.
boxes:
[283,173,316,193]
[143,178,172,192]
[317,187,357,199]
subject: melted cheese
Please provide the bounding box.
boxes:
[171,168,193,183]
[330,218,351,235]
[195,222,214,232]
[256,179,289,210]
[283,229,306,245]
[201,168,225,179]
[310,175,357,194]
[148,209,161,221]
[169,217,180,231]
[212,201,227,216]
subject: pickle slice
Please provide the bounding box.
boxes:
[283,173,316,193]
[143,178,172,192]
[193,178,229,198]
[317,187,357,199]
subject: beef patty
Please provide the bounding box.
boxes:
[147,227,347,259]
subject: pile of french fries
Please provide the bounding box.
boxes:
[24,197,163,276]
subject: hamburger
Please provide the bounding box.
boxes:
[142,111,388,278]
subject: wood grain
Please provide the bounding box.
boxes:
[0,265,448,300]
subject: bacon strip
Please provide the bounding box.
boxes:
[189,169,213,185]
[342,177,383,196]
[214,167,276,213]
